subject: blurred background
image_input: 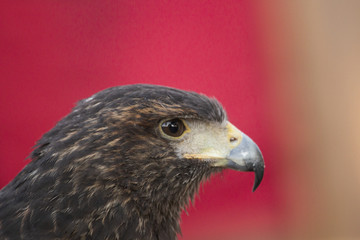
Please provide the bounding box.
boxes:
[1,1,359,239]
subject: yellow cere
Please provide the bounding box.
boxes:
[226,122,243,149]
[172,120,244,162]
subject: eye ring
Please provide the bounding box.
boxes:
[160,118,187,138]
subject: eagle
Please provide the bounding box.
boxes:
[0,84,264,240]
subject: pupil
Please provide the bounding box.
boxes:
[169,122,178,133]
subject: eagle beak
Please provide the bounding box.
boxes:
[183,122,265,191]
[226,133,265,192]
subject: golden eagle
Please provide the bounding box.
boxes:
[0,84,264,239]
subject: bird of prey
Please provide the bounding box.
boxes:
[0,84,264,240]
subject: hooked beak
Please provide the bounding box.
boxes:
[226,133,265,191]
[209,122,265,192]
[183,122,265,191]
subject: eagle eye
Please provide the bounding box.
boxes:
[161,119,186,138]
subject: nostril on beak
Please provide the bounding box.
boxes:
[229,137,238,142]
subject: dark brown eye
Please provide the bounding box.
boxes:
[161,119,186,137]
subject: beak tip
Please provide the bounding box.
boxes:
[252,184,259,192]
[252,166,264,192]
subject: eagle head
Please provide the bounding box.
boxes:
[0,84,264,240]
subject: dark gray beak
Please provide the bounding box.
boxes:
[226,133,265,192]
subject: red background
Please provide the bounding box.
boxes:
[0,1,281,239]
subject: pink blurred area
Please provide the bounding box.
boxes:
[1,1,359,239]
